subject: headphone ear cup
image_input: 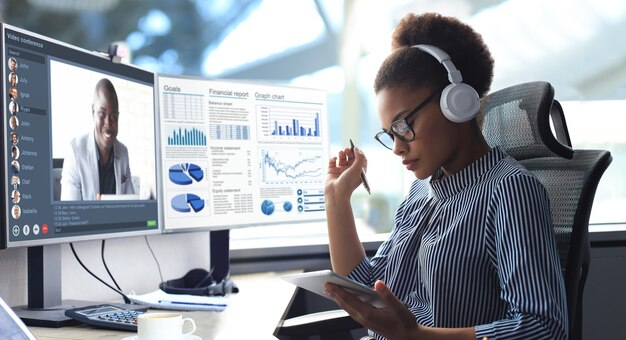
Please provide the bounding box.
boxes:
[440,83,480,123]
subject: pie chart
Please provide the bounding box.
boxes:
[169,163,204,185]
[261,199,275,215]
[171,193,205,213]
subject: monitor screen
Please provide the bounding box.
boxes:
[2,24,160,248]
[157,75,329,232]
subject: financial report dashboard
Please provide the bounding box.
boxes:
[157,76,329,231]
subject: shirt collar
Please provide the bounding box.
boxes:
[429,146,506,200]
[93,135,115,166]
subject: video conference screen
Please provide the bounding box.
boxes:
[157,76,329,231]
[2,24,160,248]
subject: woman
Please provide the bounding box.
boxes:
[324,13,567,340]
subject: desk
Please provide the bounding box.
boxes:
[29,271,299,340]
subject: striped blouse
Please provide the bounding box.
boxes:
[348,147,568,339]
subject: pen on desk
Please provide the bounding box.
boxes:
[349,139,371,195]
[158,300,228,307]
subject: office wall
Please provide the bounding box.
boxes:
[0,231,211,307]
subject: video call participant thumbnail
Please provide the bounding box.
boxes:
[8,72,18,86]
[11,190,20,204]
[11,145,19,160]
[60,78,134,201]
[8,86,18,101]
[11,205,21,220]
[9,115,19,130]
[11,160,20,174]
[8,57,17,72]
[11,175,20,190]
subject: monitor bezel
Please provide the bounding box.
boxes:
[1,23,163,249]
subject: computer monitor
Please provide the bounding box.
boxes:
[157,75,329,233]
[1,24,160,325]
[156,75,329,283]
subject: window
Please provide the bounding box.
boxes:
[560,100,626,232]
[6,0,626,247]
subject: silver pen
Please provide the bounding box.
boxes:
[350,139,371,195]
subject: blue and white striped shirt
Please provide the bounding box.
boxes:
[349,147,568,339]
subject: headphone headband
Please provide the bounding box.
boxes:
[411,44,462,84]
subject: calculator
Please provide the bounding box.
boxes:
[65,303,148,332]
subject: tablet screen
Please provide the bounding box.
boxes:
[0,296,37,340]
[281,270,384,308]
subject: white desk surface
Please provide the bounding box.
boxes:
[29,271,300,340]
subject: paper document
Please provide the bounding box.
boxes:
[127,289,228,312]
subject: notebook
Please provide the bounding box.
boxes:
[0,296,37,340]
[127,289,228,312]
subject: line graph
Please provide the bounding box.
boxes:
[259,148,324,185]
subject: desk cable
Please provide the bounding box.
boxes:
[143,235,164,283]
[69,242,131,304]
[100,240,131,304]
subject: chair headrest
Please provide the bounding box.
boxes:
[481,81,574,160]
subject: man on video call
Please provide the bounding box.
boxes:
[60,78,134,201]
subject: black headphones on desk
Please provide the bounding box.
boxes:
[159,268,239,296]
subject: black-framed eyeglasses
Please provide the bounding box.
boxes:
[374,91,438,150]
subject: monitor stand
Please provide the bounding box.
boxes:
[210,229,231,283]
[13,244,143,328]
[210,229,238,294]
[14,244,90,327]
[15,231,234,327]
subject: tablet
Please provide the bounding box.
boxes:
[281,270,384,308]
[0,295,37,340]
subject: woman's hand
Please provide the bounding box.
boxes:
[325,145,368,198]
[325,280,419,340]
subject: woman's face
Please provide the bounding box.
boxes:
[376,85,465,180]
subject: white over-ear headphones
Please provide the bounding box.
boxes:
[411,44,480,123]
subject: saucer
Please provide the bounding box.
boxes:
[121,335,201,340]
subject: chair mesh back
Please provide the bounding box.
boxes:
[481,81,573,160]
[481,81,612,340]
[520,151,608,276]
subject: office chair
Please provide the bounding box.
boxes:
[277,81,611,340]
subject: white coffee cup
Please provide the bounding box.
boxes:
[137,312,196,340]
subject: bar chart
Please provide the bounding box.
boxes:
[270,112,320,137]
[257,105,322,143]
[166,126,207,146]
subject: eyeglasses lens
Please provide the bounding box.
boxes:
[375,132,394,150]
